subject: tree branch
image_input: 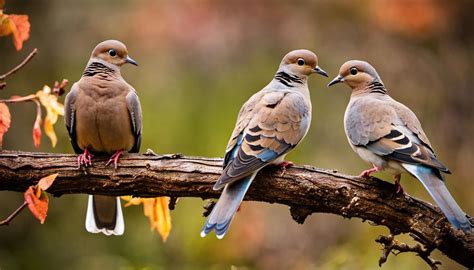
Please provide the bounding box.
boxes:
[0,150,472,268]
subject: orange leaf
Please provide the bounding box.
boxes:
[122,196,172,241]
[24,186,49,224]
[32,113,41,148]
[0,0,4,10]
[8,15,30,51]
[37,173,58,191]
[0,103,11,148]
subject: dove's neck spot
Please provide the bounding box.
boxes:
[366,80,387,95]
[274,71,304,88]
[83,58,120,78]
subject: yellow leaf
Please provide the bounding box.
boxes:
[122,196,172,242]
[154,197,172,242]
[0,14,12,37]
[122,196,144,206]
[36,86,64,147]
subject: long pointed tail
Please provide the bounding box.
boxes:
[201,173,256,239]
[402,164,471,232]
[85,195,125,236]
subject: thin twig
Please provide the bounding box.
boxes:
[376,234,441,270]
[0,94,37,103]
[0,48,38,81]
[0,201,28,226]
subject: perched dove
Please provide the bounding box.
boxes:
[328,60,471,232]
[201,49,328,239]
[65,40,142,235]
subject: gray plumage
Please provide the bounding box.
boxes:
[201,49,328,238]
[329,60,471,232]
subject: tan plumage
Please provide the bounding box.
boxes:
[65,40,142,236]
[329,60,471,232]
[71,78,136,154]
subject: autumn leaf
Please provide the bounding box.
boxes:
[123,196,172,242]
[0,103,11,149]
[32,107,41,148]
[9,15,29,51]
[24,186,48,224]
[37,173,58,190]
[23,174,58,224]
[36,85,64,147]
[0,13,30,51]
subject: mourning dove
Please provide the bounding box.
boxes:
[328,60,471,232]
[64,40,142,235]
[201,49,328,239]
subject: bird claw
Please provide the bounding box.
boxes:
[77,149,93,169]
[106,150,123,170]
[394,175,405,195]
[358,164,382,178]
[277,161,294,176]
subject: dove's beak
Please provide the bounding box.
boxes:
[313,66,328,77]
[125,56,138,66]
[328,75,344,87]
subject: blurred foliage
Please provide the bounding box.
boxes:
[0,0,473,269]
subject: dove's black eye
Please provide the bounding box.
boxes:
[108,49,117,57]
[350,67,358,75]
[297,58,305,66]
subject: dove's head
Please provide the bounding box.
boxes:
[279,49,328,77]
[91,40,138,67]
[328,60,383,90]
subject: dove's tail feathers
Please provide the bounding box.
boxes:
[402,164,471,232]
[201,173,256,239]
[85,195,125,236]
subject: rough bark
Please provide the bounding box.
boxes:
[0,150,472,268]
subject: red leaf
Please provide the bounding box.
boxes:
[32,112,41,148]
[24,186,49,224]
[0,103,11,148]
[37,173,58,191]
[8,15,30,51]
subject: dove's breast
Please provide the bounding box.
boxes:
[75,80,135,154]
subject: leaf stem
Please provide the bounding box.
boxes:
[0,201,28,226]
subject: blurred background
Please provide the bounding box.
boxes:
[0,0,473,269]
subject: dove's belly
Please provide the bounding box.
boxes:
[352,145,404,175]
[75,96,134,154]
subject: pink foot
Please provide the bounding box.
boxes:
[77,148,93,168]
[105,149,124,169]
[394,174,404,195]
[277,161,294,176]
[358,164,382,178]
